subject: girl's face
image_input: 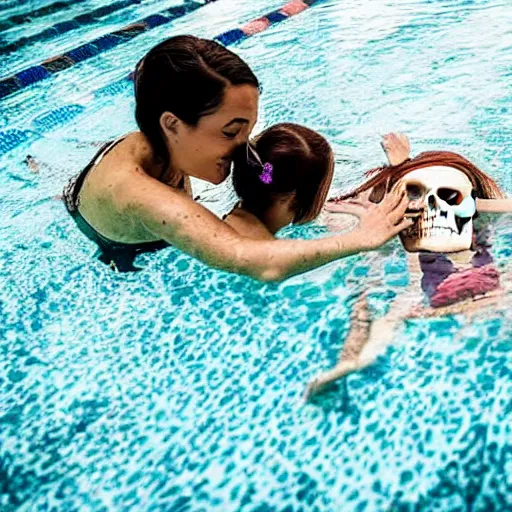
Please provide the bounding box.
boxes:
[166,84,259,184]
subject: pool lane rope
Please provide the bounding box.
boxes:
[1,0,162,55]
[0,0,88,33]
[0,1,214,100]
[0,0,323,157]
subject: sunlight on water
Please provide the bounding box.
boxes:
[0,0,511,510]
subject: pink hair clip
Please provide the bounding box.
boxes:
[259,162,273,184]
[244,143,273,184]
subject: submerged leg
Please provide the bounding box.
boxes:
[305,291,418,399]
[304,360,360,398]
[305,295,372,399]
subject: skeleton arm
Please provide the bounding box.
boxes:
[381,133,411,165]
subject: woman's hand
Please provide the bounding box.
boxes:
[125,170,411,282]
[381,132,411,166]
[330,187,414,251]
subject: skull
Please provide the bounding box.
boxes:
[398,166,476,253]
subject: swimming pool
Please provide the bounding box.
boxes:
[1,0,511,510]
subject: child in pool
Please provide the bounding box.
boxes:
[305,133,512,398]
[226,126,418,240]
[224,123,335,238]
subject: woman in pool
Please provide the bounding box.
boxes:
[64,35,413,278]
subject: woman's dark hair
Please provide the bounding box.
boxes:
[233,123,334,224]
[134,35,259,167]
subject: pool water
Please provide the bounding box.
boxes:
[1,0,511,510]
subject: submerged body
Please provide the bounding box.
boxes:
[306,134,511,397]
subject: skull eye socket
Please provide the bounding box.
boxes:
[437,188,463,205]
[406,184,423,200]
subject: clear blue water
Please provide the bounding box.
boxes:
[1,0,511,510]
[0,0,191,76]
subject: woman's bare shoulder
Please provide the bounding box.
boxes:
[109,131,154,166]
[81,132,166,215]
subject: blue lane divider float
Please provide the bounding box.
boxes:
[0,0,323,157]
[0,0,147,55]
[32,105,87,132]
[0,129,36,155]
[0,1,214,101]
[0,0,88,33]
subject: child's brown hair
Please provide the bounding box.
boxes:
[232,123,334,223]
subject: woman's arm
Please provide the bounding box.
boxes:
[122,171,413,282]
[476,198,512,214]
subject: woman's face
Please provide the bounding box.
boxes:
[168,84,259,184]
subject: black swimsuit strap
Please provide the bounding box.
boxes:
[63,138,169,272]
[71,209,168,271]
[63,139,123,213]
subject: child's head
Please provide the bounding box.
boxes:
[232,123,334,228]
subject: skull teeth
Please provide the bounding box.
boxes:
[404,210,466,239]
[403,225,457,238]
